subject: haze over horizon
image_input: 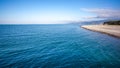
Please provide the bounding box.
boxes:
[0,0,120,24]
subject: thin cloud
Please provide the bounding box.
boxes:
[81,8,120,19]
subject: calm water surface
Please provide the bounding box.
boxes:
[0,24,120,68]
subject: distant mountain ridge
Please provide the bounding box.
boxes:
[69,19,120,25]
[69,20,106,25]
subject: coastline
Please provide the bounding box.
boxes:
[81,25,120,38]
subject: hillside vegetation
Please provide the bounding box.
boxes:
[103,20,120,25]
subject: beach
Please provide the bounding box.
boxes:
[81,25,120,38]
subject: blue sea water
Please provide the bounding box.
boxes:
[0,24,120,68]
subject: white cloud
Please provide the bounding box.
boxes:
[81,8,120,19]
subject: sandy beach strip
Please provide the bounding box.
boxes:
[81,25,120,38]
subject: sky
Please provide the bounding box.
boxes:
[0,0,120,24]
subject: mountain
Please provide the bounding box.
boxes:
[69,20,107,25]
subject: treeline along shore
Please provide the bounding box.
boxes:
[103,20,120,25]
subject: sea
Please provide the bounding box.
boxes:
[0,24,120,68]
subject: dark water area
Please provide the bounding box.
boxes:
[0,24,120,68]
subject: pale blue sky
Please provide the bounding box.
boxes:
[0,0,120,24]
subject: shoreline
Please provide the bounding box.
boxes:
[81,25,120,38]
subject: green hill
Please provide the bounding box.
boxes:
[103,20,120,25]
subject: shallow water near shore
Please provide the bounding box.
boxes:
[0,24,120,68]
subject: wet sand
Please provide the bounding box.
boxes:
[81,25,120,38]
